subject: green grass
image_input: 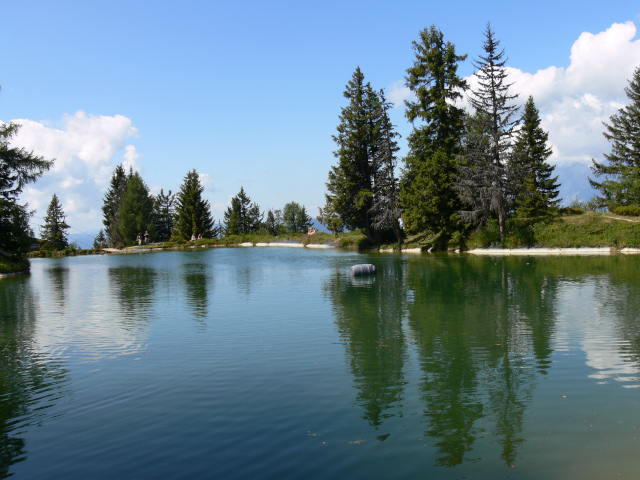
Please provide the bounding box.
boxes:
[464,211,640,249]
[25,212,637,261]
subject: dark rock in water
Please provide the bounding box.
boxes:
[350,264,376,276]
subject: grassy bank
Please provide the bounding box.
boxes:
[0,257,30,275]
[13,210,639,272]
[464,210,640,250]
[102,231,371,252]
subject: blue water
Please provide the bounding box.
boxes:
[1,248,640,479]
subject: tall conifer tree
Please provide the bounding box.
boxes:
[512,96,560,216]
[117,171,155,245]
[318,67,393,242]
[154,188,175,242]
[400,25,468,249]
[174,169,214,239]
[590,65,640,208]
[370,90,403,244]
[282,201,313,234]
[0,115,53,256]
[40,193,70,251]
[321,67,386,242]
[102,164,129,247]
[223,186,262,236]
[457,24,519,242]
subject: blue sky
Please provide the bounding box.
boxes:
[2,1,640,243]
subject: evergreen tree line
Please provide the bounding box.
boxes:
[321,23,640,248]
[100,168,314,247]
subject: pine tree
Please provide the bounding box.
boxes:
[457,24,520,242]
[0,118,53,256]
[264,209,282,236]
[40,193,70,251]
[93,229,106,249]
[117,171,155,245]
[154,188,175,243]
[316,202,343,235]
[400,26,468,249]
[212,219,223,239]
[282,202,313,234]
[102,165,129,247]
[174,169,214,240]
[370,90,403,244]
[223,186,262,236]
[590,65,640,208]
[512,96,560,216]
[321,67,387,242]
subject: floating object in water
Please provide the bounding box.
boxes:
[350,264,377,276]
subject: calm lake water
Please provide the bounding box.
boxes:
[2,247,640,479]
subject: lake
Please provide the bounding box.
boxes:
[1,247,640,479]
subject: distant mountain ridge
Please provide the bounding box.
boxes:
[554,162,599,205]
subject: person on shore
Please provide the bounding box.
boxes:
[136,233,141,246]
[144,231,150,244]
[191,234,196,241]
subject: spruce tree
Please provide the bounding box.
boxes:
[40,193,70,251]
[0,118,53,256]
[321,67,387,242]
[590,65,640,208]
[512,96,560,216]
[102,164,129,247]
[457,24,520,242]
[223,186,262,236]
[117,171,155,245]
[93,229,106,249]
[174,169,214,240]
[282,202,313,234]
[370,90,403,244]
[154,188,175,242]
[316,202,343,235]
[264,209,282,236]
[400,26,467,249]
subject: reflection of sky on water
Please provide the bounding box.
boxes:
[556,279,640,388]
[30,258,150,363]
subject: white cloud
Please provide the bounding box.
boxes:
[386,80,414,109]
[455,21,640,167]
[509,22,639,166]
[9,111,140,232]
[122,145,143,174]
[198,172,214,191]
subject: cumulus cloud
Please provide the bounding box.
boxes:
[474,21,640,166]
[198,172,215,191]
[398,21,640,167]
[122,145,143,173]
[386,80,414,108]
[8,111,140,232]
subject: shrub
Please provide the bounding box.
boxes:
[613,205,640,217]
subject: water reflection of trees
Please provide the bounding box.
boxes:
[323,258,408,432]
[0,277,70,478]
[405,256,560,466]
[107,266,157,328]
[325,255,562,466]
[46,264,68,315]
[181,262,211,320]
